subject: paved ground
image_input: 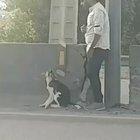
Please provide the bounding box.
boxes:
[0,113,140,140]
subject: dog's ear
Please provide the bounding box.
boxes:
[47,69,52,76]
[50,69,53,74]
[47,69,57,80]
[50,69,57,79]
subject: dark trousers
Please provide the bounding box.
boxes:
[86,48,108,103]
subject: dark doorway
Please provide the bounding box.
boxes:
[77,0,89,44]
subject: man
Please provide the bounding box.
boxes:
[79,0,110,104]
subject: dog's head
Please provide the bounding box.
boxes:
[47,70,56,79]
[42,70,54,77]
[42,70,56,84]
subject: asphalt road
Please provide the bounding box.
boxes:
[0,113,140,140]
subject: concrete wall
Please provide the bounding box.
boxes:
[0,43,84,103]
[0,43,58,96]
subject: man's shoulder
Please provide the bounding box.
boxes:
[94,3,106,13]
[92,7,105,16]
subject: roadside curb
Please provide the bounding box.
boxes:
[0,111,140,124]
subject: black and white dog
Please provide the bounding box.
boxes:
[48,79,71,107]
[40,70,81,109]
[39,71,56,109]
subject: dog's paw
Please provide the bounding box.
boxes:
[45,105,49,109]
[39,104,45,107]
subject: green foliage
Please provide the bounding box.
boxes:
[0,8,38,42]
[0,0,50,43]
[7,0,51,43]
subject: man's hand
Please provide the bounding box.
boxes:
[91,34,101,48]
[81,25,86,34]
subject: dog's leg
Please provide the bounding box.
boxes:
[39,87,54,109]
[79,78,90,101]
[39,96,48,107]
[54,92,61,107]
[40,71,56,109]
[44,93,54,109]
[39,93,53,108]
[50,92,61,108]
[39,102,46,107]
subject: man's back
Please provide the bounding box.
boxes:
[85,2,110,51]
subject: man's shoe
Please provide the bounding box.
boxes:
[76,100,88,110]
[96,106,106,111]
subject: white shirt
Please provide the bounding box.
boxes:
[85,2,110,52]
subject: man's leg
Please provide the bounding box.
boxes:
[79,77,90,101]
[88,72,103,102]
[87,48,105,103]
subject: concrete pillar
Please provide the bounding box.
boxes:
[49,0,78,44]
[105,0,121,108]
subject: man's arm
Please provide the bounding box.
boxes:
[87,10,104,58]
[87,33,101,58]
[81,25,87,34]
[91,33,101,48]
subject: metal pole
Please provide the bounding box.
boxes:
[105,0,121,108]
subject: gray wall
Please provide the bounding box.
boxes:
[0,43,58,96]
[0,43,84,102]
